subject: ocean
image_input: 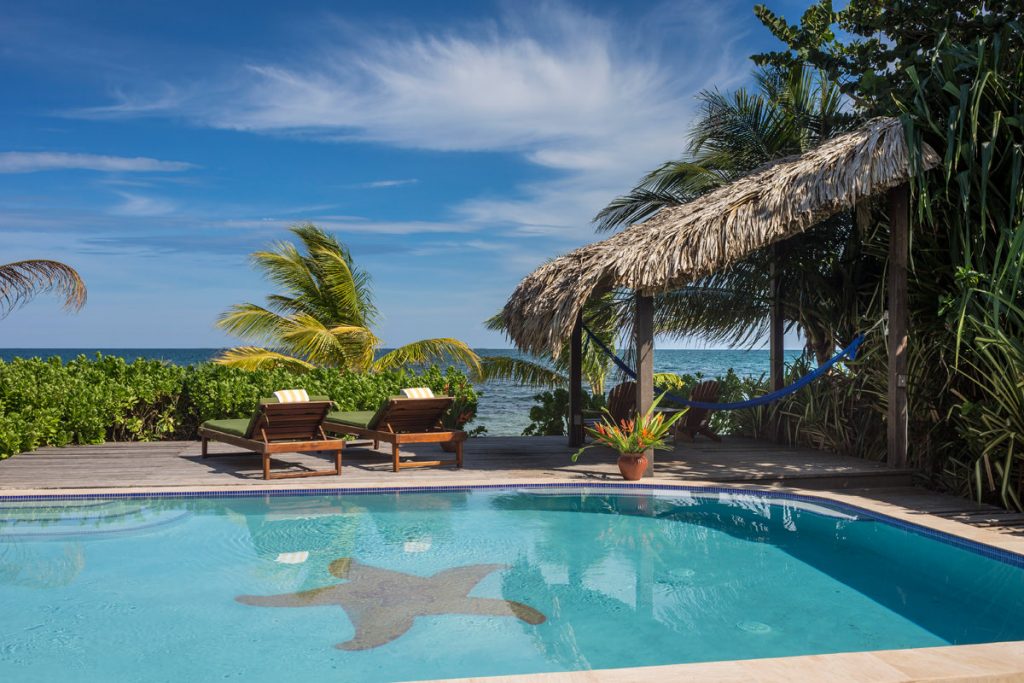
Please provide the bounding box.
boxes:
[0,348,801,436]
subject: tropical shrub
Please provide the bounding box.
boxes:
[522,389,573,436]
[0,355,480,459]
[521,389,605,437]
[745,2,1024,508]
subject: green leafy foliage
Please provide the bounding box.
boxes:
[731,352,888,460]
[0,355,480,459]
[522,369,758,438]
[752,0,1019,113]
[657,369,761,436]
[748,1,1024,508]
[521,389,605,437]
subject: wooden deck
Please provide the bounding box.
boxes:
[2,434,1023,539]
[0,435,915,490]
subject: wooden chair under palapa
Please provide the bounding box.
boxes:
[675,380,722,442]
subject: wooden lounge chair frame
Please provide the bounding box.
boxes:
[199,401,344,480]
[324,397,465,472]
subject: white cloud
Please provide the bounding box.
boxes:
[299,217,474,235]
[350,178,419,189]
[0,151,194,174]
[110,192,177,216]
[70,2,753,244]
[187,6,689,168]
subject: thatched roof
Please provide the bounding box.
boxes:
[503,117,939,356]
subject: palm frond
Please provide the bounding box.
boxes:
[0,260,87,318]
[372,338,481,375]
[215,304,291,345]
[275,314,361,367]
[213,346,316,371]
[312,244,375,327]
[477,356,567,388]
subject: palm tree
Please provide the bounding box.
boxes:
[215,224,481,374]
[596,66,861,363]
[596,66,849,231]
[0,260,87,318]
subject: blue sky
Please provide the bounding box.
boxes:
[2,0,809,349]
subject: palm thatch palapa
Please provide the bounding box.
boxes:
[502,116,939,471]
[502,117,939,358]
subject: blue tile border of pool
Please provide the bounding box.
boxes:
[3,481,1023,569]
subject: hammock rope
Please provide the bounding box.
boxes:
[581,323,865,411]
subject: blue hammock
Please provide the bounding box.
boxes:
[581,324,864,411]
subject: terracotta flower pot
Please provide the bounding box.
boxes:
[617,453,648,481]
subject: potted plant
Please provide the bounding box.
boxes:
[571,393,686,480]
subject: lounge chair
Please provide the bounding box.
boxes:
[323,396,465,472]
[675,380,722,442]
[199,395,344,480]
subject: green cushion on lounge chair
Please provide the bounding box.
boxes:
[326,410,378,429]
[200,418,252,438]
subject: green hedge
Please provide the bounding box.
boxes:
[0,355,479,458]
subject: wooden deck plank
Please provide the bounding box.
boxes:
[0,435,912,489]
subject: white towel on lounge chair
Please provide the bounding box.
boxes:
[401,387,435,399]
[274,389,310,403]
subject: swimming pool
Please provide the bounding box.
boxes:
[2,486,1023,682]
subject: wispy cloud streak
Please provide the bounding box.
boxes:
[0,151,194,174]
[349,178,419,189]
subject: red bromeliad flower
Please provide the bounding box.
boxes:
[572,392,687,463]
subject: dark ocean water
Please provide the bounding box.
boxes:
[0,348,801,436]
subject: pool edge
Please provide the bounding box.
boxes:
[411,640,1024,683]
[2,479,1023,569]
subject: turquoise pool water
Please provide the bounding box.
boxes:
[2,488,1023,682]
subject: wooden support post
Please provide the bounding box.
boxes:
[568,311,585,448]
[635,293,655,477]
[887,184,909,468]
[769,246,785,392]
[769,245,785,441]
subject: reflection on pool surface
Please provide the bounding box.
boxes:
[2,488,1023,682]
